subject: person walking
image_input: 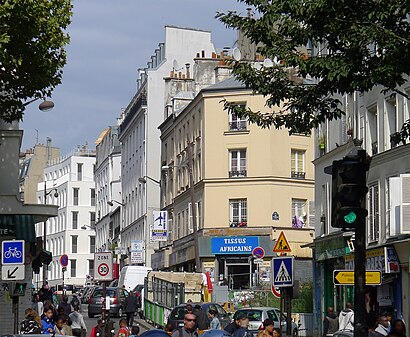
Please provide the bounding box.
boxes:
[58,295,73,316]
[208,309,221,330]
[172,313,199,337]
[376,315,391,336]
[69,305,87,337]
[193,305,210,331]
[41,306,56,334]
[388,319,406,337]
[366,313,385,337]
[233,316,250,337]
[117,318,131,337]
[323,307,339,337]
[257,318,275,337]
[339,303,354,331]
[125,292,139,327]
[90,319,104,337]
[225,312,247,335]
[32,293,44,317]
[20,308,42,334]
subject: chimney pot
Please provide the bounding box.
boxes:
[201,50,205,58]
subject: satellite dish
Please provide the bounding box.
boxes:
[232,47,242,61]
[263,58,274,68]
[172,59,181,71]
[254,62,262,70]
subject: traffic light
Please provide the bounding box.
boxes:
[31,249,53,274]
[331,149,370,229]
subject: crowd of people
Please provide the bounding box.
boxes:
[323,303,407,337]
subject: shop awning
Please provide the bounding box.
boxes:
[0,215,37,242]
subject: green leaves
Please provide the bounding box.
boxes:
[217,0,410,133]
[0,0,73,122]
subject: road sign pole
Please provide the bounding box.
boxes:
[62,268,65,295]
[102,281,107,337]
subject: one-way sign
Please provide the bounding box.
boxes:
[2,264,25,281]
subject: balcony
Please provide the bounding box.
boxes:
[230,221,248,228]
[229,121,247,131]
[291,171,306,179]
[229,170,247,178]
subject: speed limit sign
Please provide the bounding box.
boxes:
[94,252,113,281]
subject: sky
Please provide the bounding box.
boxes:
[20,0,246,155]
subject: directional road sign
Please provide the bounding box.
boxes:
[2,240,24,265]
[94,252,113,281]
[333,270,382,285]
[272,256,294,287]
[2,264,25,281]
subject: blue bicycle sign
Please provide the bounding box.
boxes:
[2,240,24,265]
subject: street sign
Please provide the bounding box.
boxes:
[254,258,264,264]
[252,246,265,259]
[2,240,24,265]
[60,254,69,267]
[271,285,281,298]
[94,252,113,281]
[333,270,382,285]
[2,264,25,281]
[273,232,291,253]
[272,256,294,287]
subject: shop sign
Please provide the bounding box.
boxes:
[211,236,259,254]
[345,246,400,273]
[315,237,350,261]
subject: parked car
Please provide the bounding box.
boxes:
[167,303,231,331]
[87,287,129,318]
[81,285,96,304]
[233,307,298,337]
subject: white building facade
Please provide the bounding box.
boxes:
[118,25,216,266]
[36,148,96,289]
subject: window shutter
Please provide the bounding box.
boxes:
[167,217,173,244]
[401,174,410,233]
[188,203,194,234]
[389,177,401,237]
[308,201,315,227]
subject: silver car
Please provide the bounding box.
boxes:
[233,307,298,337]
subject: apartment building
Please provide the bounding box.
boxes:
[312,82,410,335]
[153,69,315,289]
[118,26,216,266]
[35,147,96,288]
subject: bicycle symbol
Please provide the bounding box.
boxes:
[4,247,22,259]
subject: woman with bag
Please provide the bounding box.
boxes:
[69,305,87,337]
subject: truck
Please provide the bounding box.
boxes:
[143,271,205,328]
[118,265,152,292]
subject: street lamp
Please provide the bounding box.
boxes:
[107,200,125,207]
[43,181,58,284]
[138,176,160,185]
[81,224,93,230]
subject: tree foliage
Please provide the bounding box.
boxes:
[0,0,72,122]
[217,0,410,134]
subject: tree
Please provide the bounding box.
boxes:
[216,0,410,135]
[0,0,72,122]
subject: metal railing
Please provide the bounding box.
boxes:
[291,171,306,179]
[229,121,247,131]
[229,170,247,177]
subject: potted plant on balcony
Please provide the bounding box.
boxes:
[318,135,326,150]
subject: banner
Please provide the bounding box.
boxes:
[151,211,167,241]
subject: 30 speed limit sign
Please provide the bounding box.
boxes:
[94,252,113,281]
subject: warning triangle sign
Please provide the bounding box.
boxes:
[273,231,291,253]
[275,261,292,283]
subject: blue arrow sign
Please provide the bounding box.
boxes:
[272,256,293,287]
[2,240,24,265]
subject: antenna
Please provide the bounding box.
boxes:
[232,47,242,61]
[172,59,182,71]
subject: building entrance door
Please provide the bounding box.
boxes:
[223,256,255,290]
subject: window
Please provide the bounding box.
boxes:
[72,211,78,229]
[229,199,247,227]
[90,212,96,227]
[291,149,305,179]
[292,199,307,228]
[229,150,247,177]
[91,189,95,206]
[88,260,94,277]
[77,163,83,181]
[71,235,78,253]
[73,188,79,205]
[229,104,247,131]
[89,236,95,253]
[70,259,76,277]
[368,184,379,242]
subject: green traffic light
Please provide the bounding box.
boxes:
[344,211,357,224]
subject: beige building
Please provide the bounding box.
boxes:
[153,74,315,289]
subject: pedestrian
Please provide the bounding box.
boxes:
[193,305,210,331]
[225,312,246,335]
[388,319,406,337]
[117,318,131,337]
[39,282,53,302]
[376,315,391,336]
[32,293,44,316]
[42,306,56,334]
[208,309,221,330]
[90,319,104,337]
[338,303,354,331]
[55,316,69,335]
[59,295,73,316]
[233,316,250,337]
[69,305,87,337]
[366,313,385,337]
[172,313,199,337]
[323,307,339,337]
[20,308,42,334]
[258,318,275,337]
[125,291,139,326]
[130,325,140,337]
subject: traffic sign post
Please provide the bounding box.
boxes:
[273,232,291,253]
[60,254,69,267]
[2,240,24,265]
[272,256,294,287]
[252,247,265,259]
[94,252,113,281]
[333,270,381,285]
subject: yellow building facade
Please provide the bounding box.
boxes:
[153,77,315,289]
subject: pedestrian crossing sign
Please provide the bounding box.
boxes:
[273,231,291,253]
[272,256,294,287]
